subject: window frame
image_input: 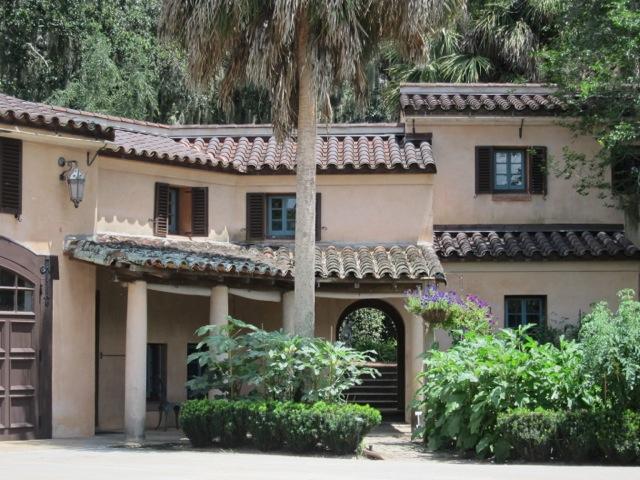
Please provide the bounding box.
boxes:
[493,148,527,193]
[146,343,168,405]
[504,295,547,329]
[266,194,296,239]
[167,186,180,235]
[0,266,35,313]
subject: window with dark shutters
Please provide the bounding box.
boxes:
[0,138,22,216]
[246,193,266,241]
[475,146,493,194]
[476,145,548,195]
[154,183,169,237]
[154,183,209,237]
[191,187,208,236]
[245,192,322,241]
[529,146,547,195]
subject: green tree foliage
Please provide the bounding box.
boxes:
[338,308,398,362]
[0,0,271,123]
[579,289,640,410]
[542,0,640,213]
[381,0,562,116]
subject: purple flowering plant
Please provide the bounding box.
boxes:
[404,287,494,333]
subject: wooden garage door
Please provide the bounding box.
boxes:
[0,238,51,440]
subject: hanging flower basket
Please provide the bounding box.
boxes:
[421,308,449,325]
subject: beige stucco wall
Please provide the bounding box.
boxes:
[408,117,621,226]
[96,157,434,244]
[0,130,101,437]
[443,260,639,329]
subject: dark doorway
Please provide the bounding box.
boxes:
[336,300,404,418]
[0,237,52,440]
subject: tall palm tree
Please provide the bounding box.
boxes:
[160,0,462,336]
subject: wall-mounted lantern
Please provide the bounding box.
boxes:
[58,157,86,208]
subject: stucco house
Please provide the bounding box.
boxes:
[0,83,638,441]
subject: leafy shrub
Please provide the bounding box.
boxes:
[579,289,640,410]
[416,328,597,458]
[179,399,217,447]
[187,318,378,403]
[313,402,382,454]
[495,409,565,462]
[245,402,283,451]
[180,399,381,454]
[496,409,640,464]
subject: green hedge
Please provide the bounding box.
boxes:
[180,399,382,454]
[496,409,640,464]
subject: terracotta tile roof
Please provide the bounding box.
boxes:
[434,226,640,260]
[105,129,435,173]
[64,234,444,281]
[400,83,564,115]
[0,93,115,140]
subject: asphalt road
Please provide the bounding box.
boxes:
[1,436,639,480]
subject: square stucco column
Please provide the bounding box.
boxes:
[209,286,229,326]
[282,290,295,334]
[407,315,437,426]
[124,280,147,442]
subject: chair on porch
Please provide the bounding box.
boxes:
[153,377,181,431]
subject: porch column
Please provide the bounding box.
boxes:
[282,290,295,334]
[407,313,425,425]
[209,285,229,326]
[124,280,148,442]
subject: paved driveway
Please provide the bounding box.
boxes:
[1,433,639,480]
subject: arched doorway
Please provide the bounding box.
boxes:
[0,237,52,440]
[336,300,404,418]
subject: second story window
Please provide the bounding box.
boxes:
[476,146,547,196]
[268,195,296,238]
[246,192,321,241]
[494,149,525,192]
[154,183,208,237]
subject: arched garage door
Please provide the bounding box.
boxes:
[0,237,52,440]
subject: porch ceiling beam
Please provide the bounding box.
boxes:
[147,282,283,302]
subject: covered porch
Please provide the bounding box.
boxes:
[64,233,445,441]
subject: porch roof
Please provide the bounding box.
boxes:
[63,234,445,282]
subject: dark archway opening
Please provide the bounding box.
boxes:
[336,300,404,419]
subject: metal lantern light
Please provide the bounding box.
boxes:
[58,158,86,208]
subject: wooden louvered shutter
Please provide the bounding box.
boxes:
[246,193,266,241]
[529,146,547,195]
[154,182,169,237]
[315,192,322,241]
[0,138,22,216]
[191,187,208,236]
[475,146,493,194]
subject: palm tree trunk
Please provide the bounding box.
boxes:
[293,15,317,337]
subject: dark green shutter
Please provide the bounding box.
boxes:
[529,146,547,195]
[191,187,208,236]
[154,182,169,237]
[246,193,266,241]
[475,146,493,194]
[315,192,322,241]
[0,138,22,216]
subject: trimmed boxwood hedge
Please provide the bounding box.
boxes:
[180,399,381,454]
[496,409,640,464]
